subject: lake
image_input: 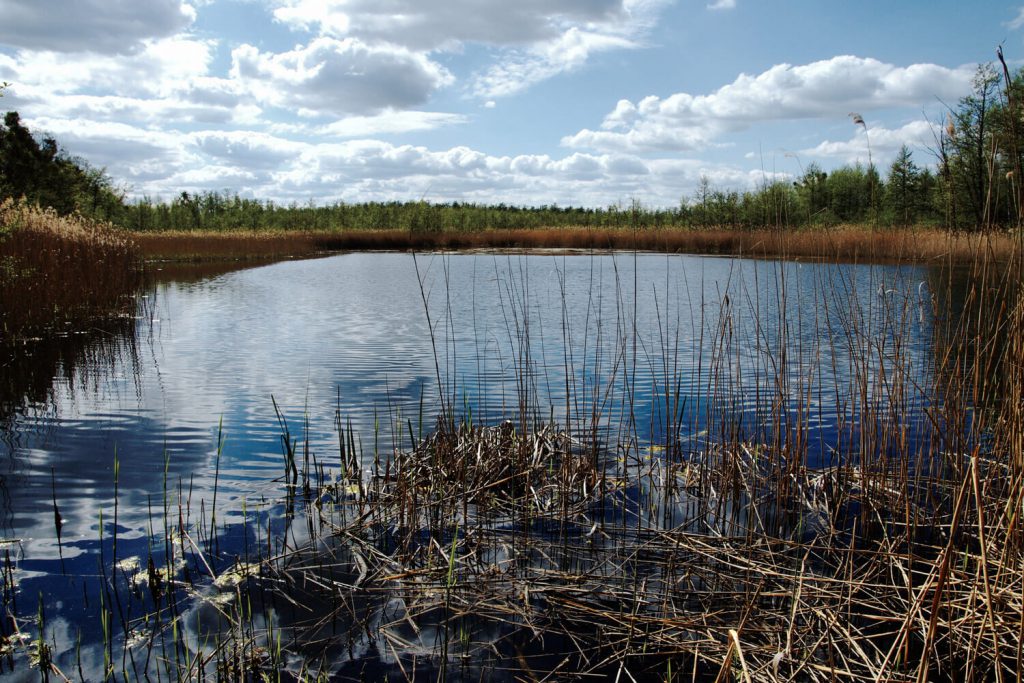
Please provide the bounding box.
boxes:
[0,251,946,679]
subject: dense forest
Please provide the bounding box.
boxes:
[2,62,1023,233]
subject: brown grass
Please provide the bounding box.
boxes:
[133,229,327,262]
[133,225,1022,264]
[0,199,140,338]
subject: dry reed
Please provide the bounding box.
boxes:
[133,225,1021,265]
[0,199,139,338]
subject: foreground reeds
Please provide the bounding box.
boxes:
[243,402,1024,680]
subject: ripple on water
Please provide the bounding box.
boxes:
[0,253,947,675]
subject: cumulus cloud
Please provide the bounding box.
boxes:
[189,131,304,169]
[6,92,243,126]
[24,111,763,207]
[0,37,215,97]
[273,142,663,204]
[0,0,196,54]
[23,117,192,182]
[318,110,469,137]
[270,0,666,98]
[12,6,955,212]
[563,56,974,153]
[270,0,627,49]
[0,36,265,129]
[800,120,938,166]
[230,38,453,117]
[707,0,736,9]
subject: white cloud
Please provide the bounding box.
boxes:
[189,131,304,169]
[1007,7,1024,30]
[22,116,192,182]
[318,110,469,137]
[22,110,769,206]
[270,0,628,49]
[0,37,216,97]
[0,0,196,54]
[800,120,939,166]
[707,0,736,10]
[172,164,261,186]
[0,25,465,140]
[563,56,975,153]
[6,92,243,126]
[270,0,666,99]
[0,36,266,130]
[230,38,454,116]
[471,27,635,98]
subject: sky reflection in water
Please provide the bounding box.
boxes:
[0,252,939,675]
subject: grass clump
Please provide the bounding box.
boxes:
[373,420,592,513]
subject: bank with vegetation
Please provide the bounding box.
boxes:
[0,63,1022,265]
[0,200,138,339]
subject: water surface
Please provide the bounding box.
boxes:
[0,251,940,678]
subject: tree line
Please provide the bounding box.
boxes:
[1,58,1022,233]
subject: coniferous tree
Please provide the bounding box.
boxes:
[885,145,922,226]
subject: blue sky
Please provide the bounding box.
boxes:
[0,0,1020,207]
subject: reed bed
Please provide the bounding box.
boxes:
[0,199,140,339]
[133,225,1022,264]
[236,415,1024,681]
[133,230,329,262]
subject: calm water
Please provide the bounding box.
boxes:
[0,251,941,677]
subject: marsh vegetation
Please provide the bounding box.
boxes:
[0,244,1019,682]
[1,49,1023,683]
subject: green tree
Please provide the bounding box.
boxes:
[944,64,1001,229]
[826,164,873,223]
[884,145,922,226]
[0,111,126,221]
[794,162,830,225]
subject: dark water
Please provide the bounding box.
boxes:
[0,251,941,678]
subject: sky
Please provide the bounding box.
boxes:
[0,0,1021,208]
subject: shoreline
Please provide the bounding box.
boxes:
[132,225,1023,265]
